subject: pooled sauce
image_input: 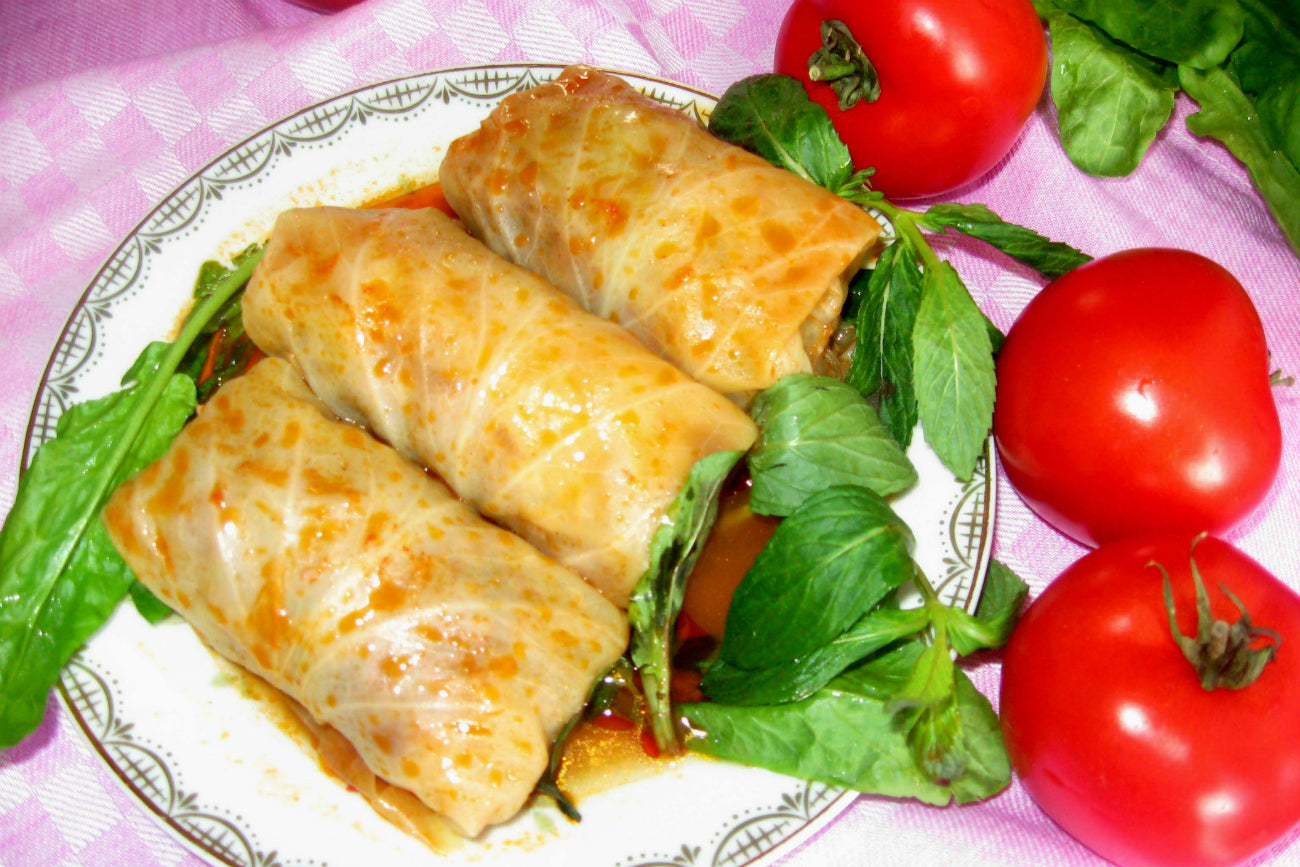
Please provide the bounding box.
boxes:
[369,182,457,215]
[682,477,781,640]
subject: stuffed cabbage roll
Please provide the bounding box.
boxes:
[438,65,882,401]
[101,359,628,838]
[242,206,758,608]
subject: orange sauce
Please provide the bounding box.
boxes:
[682,479,781,640]
[368,182,456,215]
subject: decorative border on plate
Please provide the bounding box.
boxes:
[618,782,846,867]
[939,446,995,612]
[61,654,286,867]
[25,64,991,867]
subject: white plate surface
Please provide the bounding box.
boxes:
[25,64,996,867]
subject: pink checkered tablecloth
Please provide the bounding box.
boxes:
[2,1,1299,865]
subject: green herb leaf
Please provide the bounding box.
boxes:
[685,643,951,805]
[708,74,855,191]
[746,375,916,517]
[700,605,929,706]
[1046,10,1179,177]
[1052,0,1245,69]
[719,486,913,671]
[1257,78,1300,168]
[0,371,196,746]
[911,262,995,481]
[1230,0,1300,97]
[628,449,744,755]
[686,643,1009,804]
[0,250,262,748]
[923,203,1093,278]
[1181,64,1300,255]
[896,669,1011,803]
[127,580,174,624]
[846,240,925,448]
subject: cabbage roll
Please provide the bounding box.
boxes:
[101,359,628,838]
[438,65,882,401]
[242,206,758,608]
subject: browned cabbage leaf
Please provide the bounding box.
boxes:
[439,65,882,402]
[242,206,757,607]
[102,359,628,838]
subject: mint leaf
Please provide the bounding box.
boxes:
[923,203,1092,278]
[708,74,855,191]
[719,486,914,670]
[847,240,924,447]
[747,375,916,517]
[912,262,995,481]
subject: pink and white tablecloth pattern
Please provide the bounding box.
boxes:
[2,1,1298,865]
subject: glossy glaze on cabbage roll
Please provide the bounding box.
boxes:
[438,65,882,401]
[101,359,628,838]
[242,206,758,608]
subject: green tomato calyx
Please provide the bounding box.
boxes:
[1156,542,1281,691]
[807,20,881,111]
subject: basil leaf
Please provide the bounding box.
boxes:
[708,74,855,191]
[701,605,928,706]
[1047,10,1179,177]
[719,486,913,671]
[923,203,1093,278]
[1181,64,1300,254]
[912,262,995,481]
[629,449,744,755]
[746,375,916,517]
[0,371,196,746]
[1052,0,1245,69]
[847,240,924,448]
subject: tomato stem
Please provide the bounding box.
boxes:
[807,20,881,110]
[1156,538,1281,691]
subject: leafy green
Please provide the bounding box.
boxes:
[0,367,196,746]
[911,261,996,482]
[127,580,174,624]
[628,448,744,755]
[0,250,263,748]
[1045,8,1179,177]
[178,244,265,403]
[686,644,1010,804]
[1181,64,1300,252]
[701,604,928,706]
[1051,0,1245,68]
[923,203,1094,278]
[708,75,857,192]
[718,486,914,671]
[1036,0,1300,256]
[746,375,916,517]
[846,241,924,447]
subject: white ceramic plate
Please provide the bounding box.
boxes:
[25,64,996,867]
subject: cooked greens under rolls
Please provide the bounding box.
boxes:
[101,359,629,838]
[242,205,758,608]
[438,65,882,402]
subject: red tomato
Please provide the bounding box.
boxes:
[774,0,1047,199]
[1001,535,1300,867]
[993,248,1282,547]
